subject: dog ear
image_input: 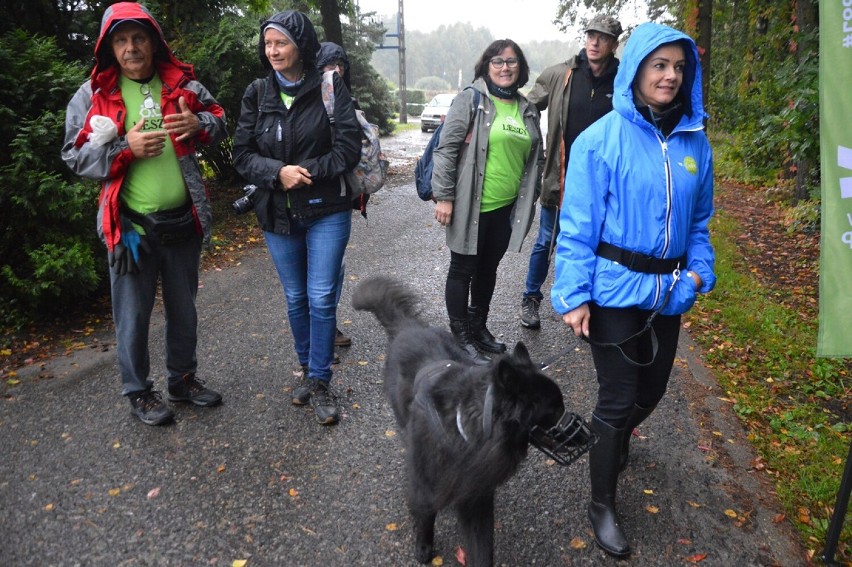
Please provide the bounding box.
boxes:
[512,341,532,365]
[495,357,522,396]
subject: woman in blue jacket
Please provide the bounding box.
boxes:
[551,23,715,557]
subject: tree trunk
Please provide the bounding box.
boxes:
[794,0,818,203]
[318,0,343,46]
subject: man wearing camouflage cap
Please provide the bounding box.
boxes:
[519,14,622,329]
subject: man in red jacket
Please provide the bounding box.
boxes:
[62,2,227,425]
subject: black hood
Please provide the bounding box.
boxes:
[258,10,320,71]
[316,42,351,89]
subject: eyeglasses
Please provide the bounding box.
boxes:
[489,57,519,69]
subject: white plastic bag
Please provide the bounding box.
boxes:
[88,115,118,148]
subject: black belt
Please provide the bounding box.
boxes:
[596,242,685,274]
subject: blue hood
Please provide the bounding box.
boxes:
[612,23,706,131]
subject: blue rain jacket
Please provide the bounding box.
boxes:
[551,23,715,316]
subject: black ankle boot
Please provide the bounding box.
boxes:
[449,318,490,365]
[620,404,656,471]
[588,415,631,558]
[468,306,507,354]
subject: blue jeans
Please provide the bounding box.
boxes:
[523,204,559,301]
[264,210,351,382]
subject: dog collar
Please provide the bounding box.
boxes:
[456,383,494,442]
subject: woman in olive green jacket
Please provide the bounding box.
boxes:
[431,39,544,363]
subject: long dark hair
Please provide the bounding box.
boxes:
[473,39,530,89]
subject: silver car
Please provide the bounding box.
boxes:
[419,93,456,132]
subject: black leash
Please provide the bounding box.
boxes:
[539,268,681,370]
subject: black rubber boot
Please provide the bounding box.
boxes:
[588,414,631,558]
[468,306,507,354]
[620,404,656,472]
[449,318,490,366]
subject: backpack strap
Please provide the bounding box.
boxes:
[321,70,335,124]
[464,87,481,144]
[320,70,348,197]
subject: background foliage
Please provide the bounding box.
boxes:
[0,0,397,325]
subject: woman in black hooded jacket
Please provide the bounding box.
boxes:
[233,11,361,426]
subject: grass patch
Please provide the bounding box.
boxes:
[390,120,421,134]
[686,211,851,560]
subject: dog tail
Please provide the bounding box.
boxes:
[352,276,423,338]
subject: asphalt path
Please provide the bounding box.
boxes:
[0,126,808,566]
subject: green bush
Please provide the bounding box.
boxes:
[0,31,101,327]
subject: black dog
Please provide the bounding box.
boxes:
[353,276,567,566]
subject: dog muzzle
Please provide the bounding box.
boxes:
[529,412,598,466]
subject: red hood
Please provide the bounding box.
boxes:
[92,2,194,88]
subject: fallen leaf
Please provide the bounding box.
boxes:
[232,560,248,567]
[358,361,368,366]
[385,430,396,438]
[44,503,54,511]
[455,546,467,565]
[147,487,161,500]
[677,538,692,545]
[431,556,444,566]
[386,523,398,531]
[113,441,121,449]
[724,509,738,518]
[289,488,299,497]
[569,537,587,549]
[687,501,702,508]
[685,553,707,563]
[217,464,226,473]
[773,513,786,523]
[645,505,659,514]
[643,489,654,495]
[108,488,121,497]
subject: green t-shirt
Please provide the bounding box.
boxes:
[119,74,188,217]
[481,96,531,212]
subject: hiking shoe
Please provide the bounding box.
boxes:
[292,365,311,405]
[129,389,174,426]
[309,380,340,425]
[520,297,541,329]
[167,373,223,407]
[335,327,352,347]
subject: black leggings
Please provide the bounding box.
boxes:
[445,204,514,321]
[587,302,681,429]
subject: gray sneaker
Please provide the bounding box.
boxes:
[129,389,174,426]
[292,365,311,405]
[309,380,340,425]
[520,296,541,329]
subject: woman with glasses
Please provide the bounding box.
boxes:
[431,39,544,364]
[551,23,715,557]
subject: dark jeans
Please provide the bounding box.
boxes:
[445,204,513,321]
[587,302,681,428]
[111,234,201,395]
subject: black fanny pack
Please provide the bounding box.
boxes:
[596,242,685,274]
[124,205,197,245]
